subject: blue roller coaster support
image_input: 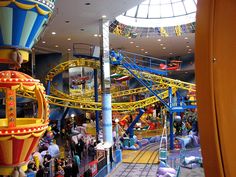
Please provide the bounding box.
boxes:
[169,87,174,150]
[60,107,70,130]
[46,81,51,95]
[126,109,145,138]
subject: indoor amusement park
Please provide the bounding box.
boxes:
[0,0,234,177]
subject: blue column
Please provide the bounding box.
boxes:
[94,69,100,141]
[126,109,145,138]
[168,87,172,108]
[46,81,51,95]
[177,92,181,107]
[169,112,174,150]
[102,94,113,143]
[177,91,181,116]
[100,19,113,145]
[168,87,174,150]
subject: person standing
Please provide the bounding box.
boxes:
[36,165,44,177]
[43,151,52,177]
[72,160,79,177]
[76,138,85,160]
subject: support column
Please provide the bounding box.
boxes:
[168,87,174,150]
[94,69,100,141]
[46,81,51,95]
[99,19,113,145]
[169,113,174,150]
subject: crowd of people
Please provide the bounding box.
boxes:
[9,119,97,177]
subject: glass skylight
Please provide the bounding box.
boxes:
[116,0,197,27]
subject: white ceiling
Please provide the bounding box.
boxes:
[35,0,195,59]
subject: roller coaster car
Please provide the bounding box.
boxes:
[71,76,89,85]
[159,60,182,71]
[114,76,130,82]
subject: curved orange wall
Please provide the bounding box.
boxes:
[196,0,236,176]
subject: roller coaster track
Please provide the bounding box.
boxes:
[45,58,100,82]
[51,83,169,100]
[116,66,196,92]
[45,58,195,102]
[45,58,195,93]
[34,57,195,111]
[16,87,177,111]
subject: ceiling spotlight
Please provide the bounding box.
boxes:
[98,34,101,37]
[42,41,46,44]
[55,45,59,47]
[162,47,166,50]
[188,51,191,53]
[184,37,188,40]
[128,36,131,39]
[136,46,139,48]
[130,41,134,44]
[85,2,91,5]
[67,48,71,51]
[157,39,161,42]
[160,43,164,46]
[186,45,190,48]
[51,32,56,35]
[141,49,144,51]
[188,48,192,51]
[67,38,71,41]
[169,52,173,55]
[145,51,148,54]
[94,34,98,37]
[102,15,107,18]
[80,28,85,31]
[65,20,70,23]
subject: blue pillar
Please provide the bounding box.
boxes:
[102,94,113,144]
[177,92,181,107]
[61,107,69,130]
[168,87,172,108]
[46,81,51,95]
[100,19,113,145]
[169,112,174,150]
[177,91,181,116]
[126,109,145,138]
[168,87,174,150]
[94,69,100,141]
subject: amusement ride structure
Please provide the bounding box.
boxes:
[0,0,197,175]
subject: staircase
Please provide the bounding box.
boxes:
[120,53,171,109]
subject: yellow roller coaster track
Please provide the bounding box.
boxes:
[16,87,177,111]
[116,66,196,92]
[45,58,100,81]
[45,58,195,101]
[50,83,169,100]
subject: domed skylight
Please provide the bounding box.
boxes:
[116,0,197,27]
